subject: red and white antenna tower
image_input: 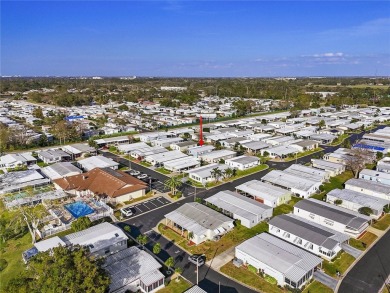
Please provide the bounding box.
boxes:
[199,115,204,146]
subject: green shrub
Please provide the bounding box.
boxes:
[247,264,257,274]
[0,258,8,271]
[264,274,277,285]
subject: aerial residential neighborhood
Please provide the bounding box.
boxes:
[1,76,390,293]
[2,0,390,292]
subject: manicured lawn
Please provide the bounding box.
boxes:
[186,178,205,188]
[302,281,333,293]
[37,161,49,167]
[140,161,152,167]
[311,170,354,201]
[156,167,172,175]
[330,134,351,146]
[157,277,192,293]
[283,148,324,162]
[349,232,378,251]
[322,252,355,277]
[159,221,269,261]
[220,262,284,293]
[273,196,303,217]
[372,214,390,230]
[0,233,32,292]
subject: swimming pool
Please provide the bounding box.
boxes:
[65,201,94,218]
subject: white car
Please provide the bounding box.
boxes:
[137,174,148,180]
[120,207,133,217]
[129,170,141,176]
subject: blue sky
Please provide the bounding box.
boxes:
[1,1,389,77]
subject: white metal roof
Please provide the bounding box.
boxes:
[236,233,322,282]
[103,246,162,293]
[165,202,233,236]
[63,222,128,253]
[261,170,320,192]
[34,236,66,252]
[205,190,272,221]
[78,156,119,171]
[327,189,390,211]
[236,180,291,201]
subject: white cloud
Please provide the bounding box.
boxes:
[313,52,344,58]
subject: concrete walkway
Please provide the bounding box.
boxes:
[367,226,387,237]
[341,243,362,258]
[206,246,235,270]
[314,270,338,291]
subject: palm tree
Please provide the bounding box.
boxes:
[165,177,182,196]
[211,167,223,182]
[223,167,234,179]
[136,234,148,248]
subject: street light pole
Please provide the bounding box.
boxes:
[194,186,197,201]
[196,257,199,285]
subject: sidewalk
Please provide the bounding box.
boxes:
[366,226,387,237]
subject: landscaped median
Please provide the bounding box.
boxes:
[158,221,268,261]
[329,134,351,146]
[280,147,324,162]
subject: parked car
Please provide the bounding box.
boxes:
[137,174,148,180]
[120,207,133,217]
[129,170,141,176]
[188,254,205,267]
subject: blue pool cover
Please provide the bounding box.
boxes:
[65,201,94,218]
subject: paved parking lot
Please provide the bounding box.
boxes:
[124,196,171,218]
[152,181,170,193]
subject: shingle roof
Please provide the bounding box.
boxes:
[53,167,147,198]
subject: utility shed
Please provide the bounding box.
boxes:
[235,180,292,207]
[235,233,322,289]
[204,190,273,228]
[269,214,349,260]
[327,189,390,219]
[344,178,390,201]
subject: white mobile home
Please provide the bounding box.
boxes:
[294,198,370,238]
[327,189,389,219]
[235,180,291,207]
[235,233,322,289]
[269,214,349,260]
[205,190,273,228]
[225,155,259,170]
[344,178,390,201]
[261,170,321,198]
[164,203,234,245]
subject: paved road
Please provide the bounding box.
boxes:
[338,229,390,293]
[314,270,338,291]
[109,126,385,293]
[121,228,256,293]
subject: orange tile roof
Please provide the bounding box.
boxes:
[53,168,147,198]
